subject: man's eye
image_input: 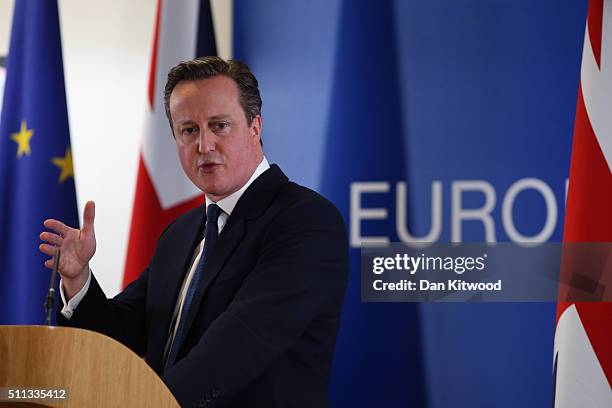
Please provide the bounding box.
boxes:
[182,127,198,135]
[215,122,229,131]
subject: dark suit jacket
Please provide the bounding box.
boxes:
[58,164,349,407]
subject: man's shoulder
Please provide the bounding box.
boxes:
[262,164,335,208]
[276,180,332,209]
[160,203,205,239]
[270,180,346,230]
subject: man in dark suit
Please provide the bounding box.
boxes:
[39,57,348,407]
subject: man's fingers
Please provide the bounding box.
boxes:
[40,231,62,246]
[82,200,96,234]
[39,243,58,257]
[43,257,55,269]
[43,219,69,236]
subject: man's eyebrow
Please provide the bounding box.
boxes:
[209,115,231,121]
[174,119,196,127]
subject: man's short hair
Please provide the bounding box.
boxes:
[164,56,262,132]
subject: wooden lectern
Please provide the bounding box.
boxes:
[0,326,179,407]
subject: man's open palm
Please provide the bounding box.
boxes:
[39,200,96,281]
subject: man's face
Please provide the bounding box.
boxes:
[170,75,263,202]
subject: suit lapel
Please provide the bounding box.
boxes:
[179,165,289,344]
[157,207,206,343]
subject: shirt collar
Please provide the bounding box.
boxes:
[205,156,270,216]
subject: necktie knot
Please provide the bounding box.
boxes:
[206,203,221,225]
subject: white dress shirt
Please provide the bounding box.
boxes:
[60,157,270,319]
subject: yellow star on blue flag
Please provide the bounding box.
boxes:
[10,120,34,158]
[52,147,74,183]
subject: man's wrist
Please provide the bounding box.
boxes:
[60,269,92,320]
[61,266,90,300]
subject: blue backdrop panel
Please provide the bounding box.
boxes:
[319,1,427,406]
[394,1,586,407]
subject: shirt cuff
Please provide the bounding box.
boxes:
[59,268,92,319]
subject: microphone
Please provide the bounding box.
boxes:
[44,248,60,326]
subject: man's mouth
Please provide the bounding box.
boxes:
[199,163,221,173]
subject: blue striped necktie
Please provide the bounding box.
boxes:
[164,203,221,371]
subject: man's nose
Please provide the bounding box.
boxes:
[198,128,215,153]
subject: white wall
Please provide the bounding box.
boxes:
[59,0,156,295]
[0,0,14,114]
[0,0,231,296]
[0,1,13,55]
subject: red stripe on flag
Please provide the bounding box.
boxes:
[148,0,162,109]
[557,84,612,385]
[564,86,612,243]
[587,0,604,68]
[122,156,203,287]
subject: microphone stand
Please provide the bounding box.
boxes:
[44,248,60,326]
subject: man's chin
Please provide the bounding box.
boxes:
[197,182,226,202]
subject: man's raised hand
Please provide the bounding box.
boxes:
[39,200,97,298]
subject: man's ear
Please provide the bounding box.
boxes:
[250,115,262,145]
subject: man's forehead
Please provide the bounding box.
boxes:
[172,75,239,99]
[170,76,240,117]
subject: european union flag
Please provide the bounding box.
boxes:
[0,0,79,324]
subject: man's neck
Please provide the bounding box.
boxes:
[205,156,270,216]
